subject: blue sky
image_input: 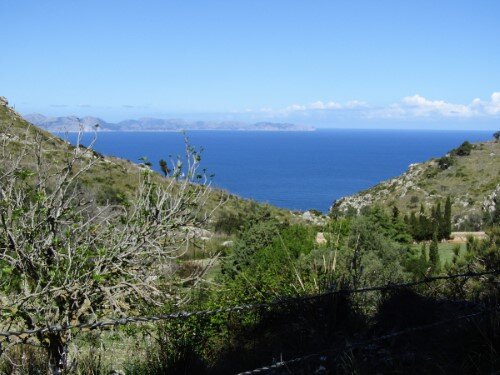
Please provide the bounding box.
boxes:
[1,1,499,129]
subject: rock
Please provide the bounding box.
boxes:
[185,226,212,239]
[482,184,500,213]
[0,97,8,106]
[315,232,327,245]
[300,210,328,225]
[302,211,314,221]
[221,240,234,247]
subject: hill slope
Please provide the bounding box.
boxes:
[331,139,500,229]
[0,96,295,228]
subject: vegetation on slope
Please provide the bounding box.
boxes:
[1,96,498,374]
[0,97,296,226]
[331,138,500,230]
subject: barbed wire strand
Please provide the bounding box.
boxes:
[236,306,499,375]
[0,269,497,339]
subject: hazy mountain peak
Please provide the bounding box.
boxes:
[24,114,315,132]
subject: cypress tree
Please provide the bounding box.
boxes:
[443,196,452,239]
[159,159,170,176]
[436,202,442,222]
[418,205,426,241]
[392,206,400,222]
[414,242,429,278]
[429,232,440,273]
[410,212,418,239]
[420,242,427,263]
[434,202,443,239]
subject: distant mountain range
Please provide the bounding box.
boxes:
[23,114,315,132]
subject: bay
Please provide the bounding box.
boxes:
[64,129,493,212]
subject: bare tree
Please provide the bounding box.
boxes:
[0,124,219,373]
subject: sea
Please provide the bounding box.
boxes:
[64,129,493,213]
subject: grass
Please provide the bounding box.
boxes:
[411,242,466,265]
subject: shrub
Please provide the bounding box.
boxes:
[452,141,473,156]
[410,196,420,204]
[437,156,454,170]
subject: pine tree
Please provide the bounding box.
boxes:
[429,232,440,273]
[443,196,452,239]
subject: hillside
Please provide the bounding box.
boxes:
[331,138,500,229]
[2,95,498,374]
[0,97,296,228]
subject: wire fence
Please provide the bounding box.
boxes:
[0,269,497,341]
[236,306,499,374]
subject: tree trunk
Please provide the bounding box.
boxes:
[47,334,68,375]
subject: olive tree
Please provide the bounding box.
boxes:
[0,125,219,373]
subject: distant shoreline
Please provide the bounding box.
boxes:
[24,113,315,133]
[52,129,317,133]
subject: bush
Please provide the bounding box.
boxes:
[437,156,454,170]
[452,141,473,156]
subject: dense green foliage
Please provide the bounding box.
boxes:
[2,190,498,373]
[1,100,498,373]
[404,198,452,241]
[452,140,474,156]
[124,205,498,374]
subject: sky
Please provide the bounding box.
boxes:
[1,0,499,129]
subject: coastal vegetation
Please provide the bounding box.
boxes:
[0,98,498,374]
[332,136,500,231]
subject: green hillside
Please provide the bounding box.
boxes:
[331,138,500,229]
[0,96,295,230]
[1,95,498,374]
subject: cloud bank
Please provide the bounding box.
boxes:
[253,92,500,120]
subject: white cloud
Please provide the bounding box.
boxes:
[284,104,308,112]
[397,94,474,117]
[345,100,367,108]
[366,92,500,119]
[485,92,500,115]
[309,101,342,110]
[278,99,365,114]
[245,92,500,120]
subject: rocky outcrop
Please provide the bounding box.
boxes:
[331,162,427,215]
[330,140,500,228]
[482,184,500,214]
[301,210,328,226]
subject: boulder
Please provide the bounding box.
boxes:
[315,232,327,245]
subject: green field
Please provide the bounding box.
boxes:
[411,242,466,265]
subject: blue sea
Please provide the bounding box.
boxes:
[66,129,493,212]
